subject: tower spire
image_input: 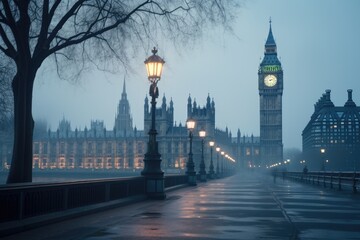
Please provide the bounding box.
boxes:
[265,18,276,53]
[122,77,127,99]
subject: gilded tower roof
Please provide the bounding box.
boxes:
[260,19,281,67]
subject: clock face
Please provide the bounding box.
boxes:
[264,74,277,87]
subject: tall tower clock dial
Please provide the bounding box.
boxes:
[258,20,284,167]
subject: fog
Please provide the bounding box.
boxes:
[33,0,360,149]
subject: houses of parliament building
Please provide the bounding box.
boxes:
[0,80,260,172]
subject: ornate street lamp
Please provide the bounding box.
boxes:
[186,118,197,186]
[221,151,225,177]
[199,129,207,181]
[216,147,220,178]
[208,141,215,179]
[141,47,166,200]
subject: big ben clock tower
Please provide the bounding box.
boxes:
[258,20,283,167]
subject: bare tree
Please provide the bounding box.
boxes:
[0,58,14,163]
[0,58,14,125]
[0,0,239,183]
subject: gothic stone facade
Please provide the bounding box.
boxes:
[0,81,262,172]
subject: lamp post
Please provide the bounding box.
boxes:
[225,154,229,174]
[221,151,225,177]
[141,47,166,200]
[216,147,220,178]
[209,141,215,179]
[186,118,197,186]
[199,129,207,181]
[320,148,326,171]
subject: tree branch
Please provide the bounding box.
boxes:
[47,0,151,56]
[1,0,17,32]
[32,0,50,59]
[47,0,87,45]
[0,23,16,57]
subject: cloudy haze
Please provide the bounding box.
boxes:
[33,0,360,149]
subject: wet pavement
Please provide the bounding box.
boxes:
[2,172,360,239]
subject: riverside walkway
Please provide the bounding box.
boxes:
[2,172,360,240]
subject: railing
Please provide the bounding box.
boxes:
[278,171,359,193]
[0,174,188,223]
[164,174,188,188]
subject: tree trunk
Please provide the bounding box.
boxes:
[6,70,35,184]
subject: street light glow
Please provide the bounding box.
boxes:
[144,47,165,82]
[186,118,196,130]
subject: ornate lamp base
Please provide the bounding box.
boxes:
[141,147,166,200]
[200,173,207,182]
[187,172,197,186]
[144,177,166,199]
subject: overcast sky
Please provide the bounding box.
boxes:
[32,0,360,150]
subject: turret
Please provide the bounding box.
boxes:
[162,94,167,113]
[206,94,211,109]
[324,90,335,108]
[170,97,174,113]
[193,98,197,109]
[237,129,241,144]
[144,95,149,114]
[345,89,356,107]
[187,94,192,117]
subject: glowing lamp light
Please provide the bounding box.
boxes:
[199,129,206,138]
[145,47,165,82]
[216,147,220,152]
[186,118,196,130]
[209,141,215,147]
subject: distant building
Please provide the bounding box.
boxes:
[234,132,260,169]
[0,79,262,172]
[30,81,146,170]
[302,89,360,171]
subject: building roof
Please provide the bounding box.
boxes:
[303,89,360,134]
[260,21,282,67]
